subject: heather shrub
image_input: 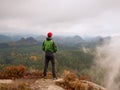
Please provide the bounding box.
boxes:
[56,70,94,90]
[0,65,26,79]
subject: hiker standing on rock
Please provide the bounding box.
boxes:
[42,32,57,80]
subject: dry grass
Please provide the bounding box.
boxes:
[79,75,91,81]
[0,65,44,79]
[24,70,43,79]
[0,65,26,79]
[0,65,61,90]
[56,70,93,90]
[0,82,31,90]
[24,70,58,79]
[0,65,60,80]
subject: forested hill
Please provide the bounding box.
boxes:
[0,35,110,70]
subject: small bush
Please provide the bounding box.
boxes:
[0,65,26,79]
[64,70,78,82]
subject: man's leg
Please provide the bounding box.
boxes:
[50,56,57,79]
[43,56,49,78]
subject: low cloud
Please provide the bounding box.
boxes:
[92,36,120,90]
[0,0,120,36]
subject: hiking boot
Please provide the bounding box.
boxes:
[53,77,57,80]
[44,76,47,79]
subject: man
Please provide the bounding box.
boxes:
[42,32,57,80]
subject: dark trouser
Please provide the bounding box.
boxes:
[43,52,56,78]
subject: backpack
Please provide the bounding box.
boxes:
[42,40,57,53]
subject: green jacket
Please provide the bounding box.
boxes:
[42,38,57,53]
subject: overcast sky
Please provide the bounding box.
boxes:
[0,0,120,36]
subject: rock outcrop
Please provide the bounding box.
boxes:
[30,79,64,90]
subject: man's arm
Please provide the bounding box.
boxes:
[42,41,45,51]
[53,41,57,53]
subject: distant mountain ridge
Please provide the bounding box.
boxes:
[0,34,111,48]
[0,35,22,43]
[10,37,38,46]
[0,35,11,43]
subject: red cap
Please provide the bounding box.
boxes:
[47,32,53,37]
